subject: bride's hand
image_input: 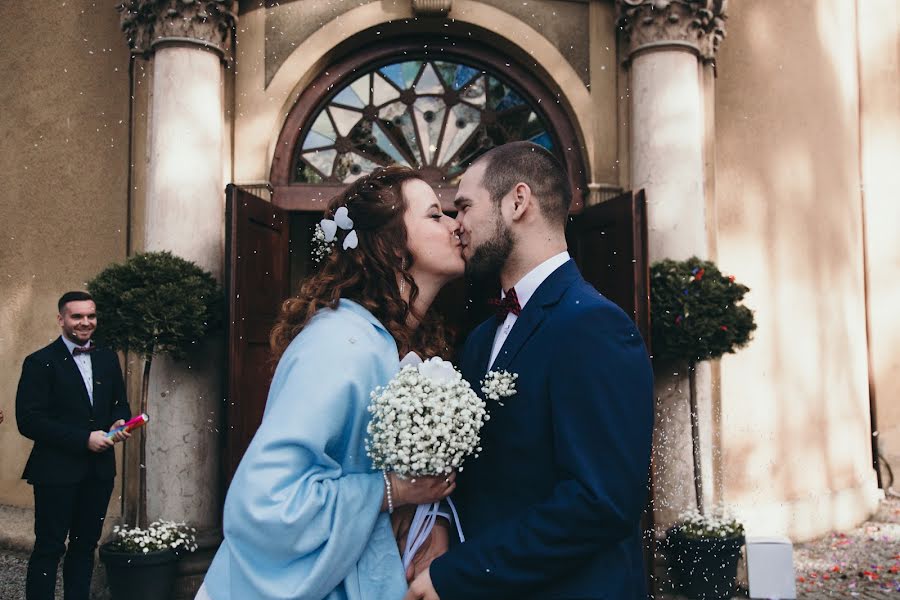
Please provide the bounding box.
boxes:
[391,472,456,507]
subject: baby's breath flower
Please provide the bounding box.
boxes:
[311,223,335,264]
[367,361,487,477]
[674,506,744,540]
[480,370,518,406]
[106,520,198,554]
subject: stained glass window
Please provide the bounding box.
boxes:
[292,58,556,184]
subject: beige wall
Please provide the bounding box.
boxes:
[714,0,880,539]
[0,1,130,515]
[858,0,900,484]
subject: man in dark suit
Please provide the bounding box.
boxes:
[16,291,132,600]
[405,142,654,600]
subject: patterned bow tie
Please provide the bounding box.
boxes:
[489,288,522,321]
[72,345,95,355]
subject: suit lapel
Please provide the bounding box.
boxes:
[53,337,93,412]
[489,260,581,373]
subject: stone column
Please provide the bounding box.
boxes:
[412,0,452,17]
[616,0,726,527]
[119,1,236,595]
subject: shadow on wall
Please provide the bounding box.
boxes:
[715,0,877,540]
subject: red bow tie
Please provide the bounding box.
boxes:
[489,288,522,321]
[72,345,95,355]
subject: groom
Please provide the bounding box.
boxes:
[405,142,654,600]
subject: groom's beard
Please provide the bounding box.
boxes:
[465,217,513,280]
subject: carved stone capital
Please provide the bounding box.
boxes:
[412,0,452,17]
[616,0,726,62]
[118,0,238,57]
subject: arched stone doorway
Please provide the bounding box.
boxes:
[223,28,651,591]
[223,36,648,512]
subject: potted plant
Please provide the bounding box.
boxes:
[99,520,198,600]
[650,258,756,511]
[88,251,223,527]
[667,508,745,600]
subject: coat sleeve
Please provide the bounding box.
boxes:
[217,332,391,600]
[430,304,654,598]
[16,355,91,452]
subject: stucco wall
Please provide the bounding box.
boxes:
[858,0,900,487]
[262,0,589,87]
[714,0,880,540]
[0,2,130,513]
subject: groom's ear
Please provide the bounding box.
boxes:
[509,182,533,222]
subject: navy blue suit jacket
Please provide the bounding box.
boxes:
[430,260,654,600]
[16,337,131,485]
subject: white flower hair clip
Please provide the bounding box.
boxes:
[312,206,358,263]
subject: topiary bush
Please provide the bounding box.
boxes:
[87,251,223,526]
[650,257,756,516]
[88,251,223,361]
[650,257,756,364]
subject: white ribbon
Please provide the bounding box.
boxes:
[401,498,465,572]
[395,351,466,571]
[399,351,423,368]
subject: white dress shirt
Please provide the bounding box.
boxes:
[488,251,571,369]
[62,335,94,406]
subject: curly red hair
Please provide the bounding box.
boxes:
[270,166,453,363]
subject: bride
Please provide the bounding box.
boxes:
[198,166,465,600]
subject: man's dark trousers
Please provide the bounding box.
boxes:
[16,336,130,600]
[27,476,114,599]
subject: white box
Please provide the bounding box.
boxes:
[746,536,797,599]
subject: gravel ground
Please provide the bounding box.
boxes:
[0,550,109,600]
[792,493,900,598]
[0,550,61,600]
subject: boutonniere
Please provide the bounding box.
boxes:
[480,370,519,406]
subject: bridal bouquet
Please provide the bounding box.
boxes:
[366,356,487,477]
[366,355,487,569]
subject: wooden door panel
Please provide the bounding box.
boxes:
[567,190,650,346]
[567,189,655,594]
[225,185,290,487]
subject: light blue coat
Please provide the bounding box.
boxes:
[203,300,407,600]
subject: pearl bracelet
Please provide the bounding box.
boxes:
[382,469,394,514]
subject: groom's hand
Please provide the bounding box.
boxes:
[403,568,440,600]
[406,521,449,582]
